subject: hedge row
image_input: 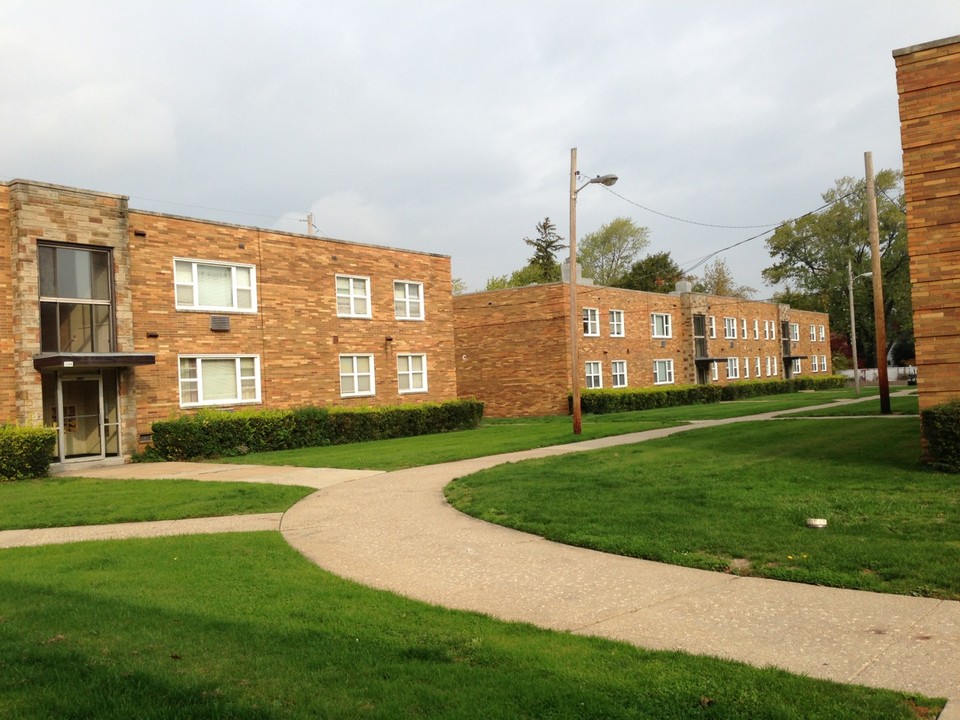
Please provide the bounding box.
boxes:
[718,375,846,401]
[577,384,723,414]
[147,399,484,461]
[0,425,58,481]
[921,400,960,473]
[577,375,847,415]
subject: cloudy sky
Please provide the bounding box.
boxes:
[1,1,956,294]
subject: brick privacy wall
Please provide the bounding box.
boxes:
[453,284,570,416]
[454,285,833,417]
[128,211,457,437]
[2,180,140,454]
[0,185,15,420]
[895,37,960,414]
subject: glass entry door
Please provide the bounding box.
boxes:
[60,375,103,460]
[43,370,121,463]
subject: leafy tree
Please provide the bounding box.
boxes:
[524,217,566,282]
[614,251,688,293]
[578,217,650,286]
[762,170,910,366]
[451,277,468,295]
[483,264,550,291]
[692,258,756,298]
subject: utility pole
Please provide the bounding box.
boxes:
[865,151,891,414]
[306,212,315,236]
[569,148,582,435]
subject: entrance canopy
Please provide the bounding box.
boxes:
[33,352,156,372]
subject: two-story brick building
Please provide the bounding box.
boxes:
[1,179,457,466]
[453,281,832,417]
[894,36,960,425]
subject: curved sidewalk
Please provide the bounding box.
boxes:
[280,422,960,704]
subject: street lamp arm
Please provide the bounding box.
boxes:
[574,174,619,195]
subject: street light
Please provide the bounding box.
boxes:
[847,258,873,397]
[569,147,618,435]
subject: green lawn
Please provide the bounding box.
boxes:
[220,417,676,470]
[0,533,941,719]
[445,417,960,599]
[0,478,314,531]
[218,388,891,471]
[781,393,918,417]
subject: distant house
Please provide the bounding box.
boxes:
[894,36,960,428]
[0,179,457,466]
[453,281,831,417]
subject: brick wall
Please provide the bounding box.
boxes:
[895,36,960,414]
[0,185,15,421]
[128,211,457,438]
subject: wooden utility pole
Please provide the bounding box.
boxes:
[569,148,582,435]
[306,212,315,236]
[865,151,891,414]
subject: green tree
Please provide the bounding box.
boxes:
[483,264,547,291]
[524,217,566,282]
[762,170,910,366]
[578,217,650,286]
[451,277,468,295]
[614,251,688,292]
[692,258,756,298]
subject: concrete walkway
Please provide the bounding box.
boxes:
[6,392,958,712]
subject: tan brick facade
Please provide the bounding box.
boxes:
[1,179,456,462]
[453,283,832,417]
[895,36,960,416]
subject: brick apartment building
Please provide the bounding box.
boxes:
[894,35,960,420]
[1,179,457,466]
[453,282,832,417]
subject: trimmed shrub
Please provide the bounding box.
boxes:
[577,385,723,414]
[0,425,58,481]
[148,399,484,461]
[578,375,847,415]
[921,400,960,473]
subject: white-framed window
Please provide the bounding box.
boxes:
[394,281,424,320]
[609,309,625,337]
[765,356,772,377]
[178,355,260,407]
[397,353,427,393]
[753,319,760,340]
[585,361,603,388]
[770,322,776,340]
[726,357,740,379]
[755,356,761,378]
[651,313,672,338]
[708,315,716,339]
[811,355,820,372]
[809,324,817,341]
[723,317,737,339]
[711,361,719,381]
[741,318,748,338]
[792,358,802,375]
[336,275,371,318]
[743,357,750,379]
[583,308,600,336]
[821,354,827,371]
[653,359,674,385]
[763,321,770,340]
[340,354,375,397]
[174,259,256,313]
[773,356,778,376]
[819,325,826,342]
[611,360,628,388]
[790,323,800,342]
